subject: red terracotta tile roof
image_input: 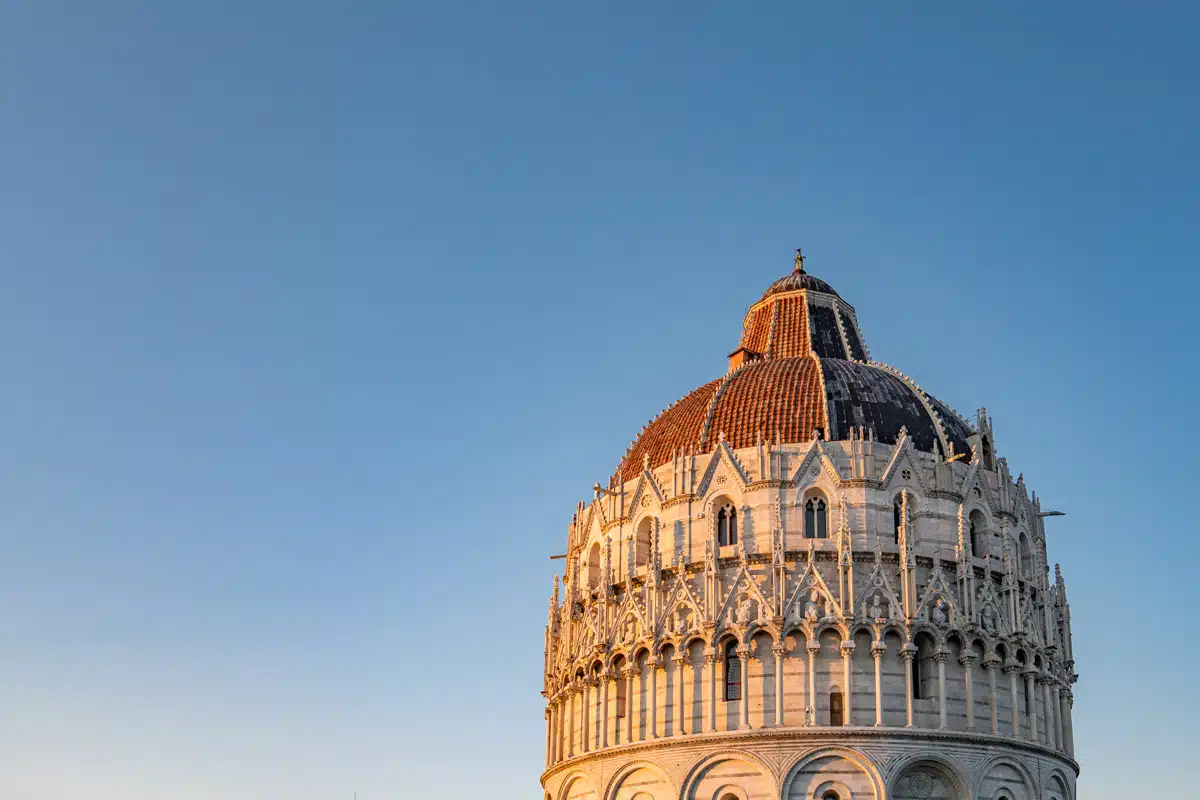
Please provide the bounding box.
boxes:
[611,267,975,482]
[616,378,721,482]
[704,356,826,449]
[615,356,825,482]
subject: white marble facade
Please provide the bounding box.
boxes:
[541,262,1079,800]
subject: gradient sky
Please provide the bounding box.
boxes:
[2,3,1197,799]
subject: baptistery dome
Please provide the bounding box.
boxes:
[541,252,1080,800]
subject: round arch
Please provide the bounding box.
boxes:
[780,745,885,799]
[888,753,970,800]
[969,754,1037,800]
[679,750,777,800]
[557,772,601,800]
[1044,768,1074,800]
[603,758,676,800]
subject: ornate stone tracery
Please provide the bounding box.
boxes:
[541,257,1079,799]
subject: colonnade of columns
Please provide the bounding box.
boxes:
[545,641,1075,767]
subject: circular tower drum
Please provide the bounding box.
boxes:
[541,255,1079,800]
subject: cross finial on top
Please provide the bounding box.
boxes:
[793,247,805,274]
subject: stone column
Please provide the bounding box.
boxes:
[674,656,687,736]
[580,681,590,753]
[1041,676,1054,748]
[601,672,610,748]
[737,646,751,730]
[1005,665,1021,738]
[705,651,717,733]
[806,642,819,727]
[624,667,636,744]
[773,644,786,727]
[872,641,886,727]
[1063,691,1075,756]
[960,653,976,731]
[550,697,559,763]
[567,687,576,757]
[935,650,948,730]
[1024,669,1038,741]
[556,696,565,761]
[1053,683,1065,751]
[984,657,1000,735]
[648,657,659,739]
[902,644,917,728]
[841,640,855,726]
[545,707,551,765]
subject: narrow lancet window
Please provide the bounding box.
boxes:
[723,642,741,701]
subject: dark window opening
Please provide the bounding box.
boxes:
[805,497,828,539]
[723,642,741,701]
[717,503,738,547]
[829,690,844,726]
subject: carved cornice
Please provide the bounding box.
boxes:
[744,479,795,491]
[662,493,699,509]
[541,725,1080,784]
[601,516,631,533]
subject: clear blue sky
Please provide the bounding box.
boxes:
[1,3,1196,798]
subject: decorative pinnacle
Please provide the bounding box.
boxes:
[794,247,806,274]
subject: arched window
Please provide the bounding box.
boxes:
[1018,532,1033,579]
[805,496,828,539]
[717,502,737,547]
[723,641,741,701]
[913,633,936,700]
[829,690,844,726]
[586,542,601,590]
[634,518,652,568]
[893,497,903,545]
[969,510,986,558]
[822,792,841,800]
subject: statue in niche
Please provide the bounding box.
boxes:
[735,595,754,625]
[824,595,838,619]
[663,609,676,635]
[931,596,949,627]
[788,596,803,621]
[868,593,886,621]
[981,604,998,633]
[622,615,636,643]
[804,589,821,622]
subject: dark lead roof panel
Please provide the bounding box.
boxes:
[839,307,868,362]
[820,359,941,453]
[808,303,846,360]
[927,394,975,459]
